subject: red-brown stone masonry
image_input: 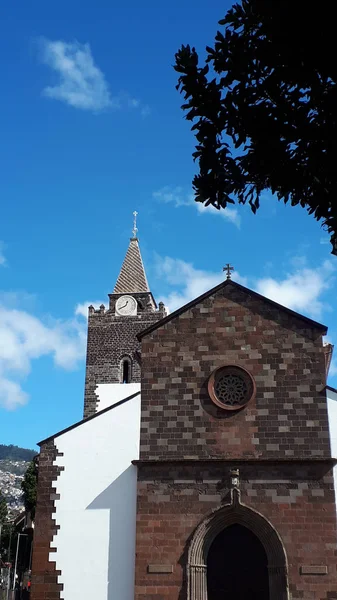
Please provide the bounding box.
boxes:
[31,440,63,600]
[139,284,330,460]
[134,463,337,600]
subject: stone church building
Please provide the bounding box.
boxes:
[31,231,337,600]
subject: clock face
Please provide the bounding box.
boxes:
[115,295,137,316]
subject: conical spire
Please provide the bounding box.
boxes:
[113,237,150,294]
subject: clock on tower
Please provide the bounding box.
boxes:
[115,295,137,316]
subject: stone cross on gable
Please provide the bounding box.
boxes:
[223,263,234,280]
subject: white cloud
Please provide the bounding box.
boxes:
[255,259,335,319]
[39,39,151,116]
[0,299,92,410]
[156,256,246,312]
[0,378,28,411]
[155,255,335,324]
[153,187,241,227]
[0,241,7,266]
[40,39,113,111]
[75,300,105,319]
[194,201,240,226]
[2,256,334,410]
[153,187,189,208]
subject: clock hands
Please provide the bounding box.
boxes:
[117,297,136,314]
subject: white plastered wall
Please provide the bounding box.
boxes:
[50,384,140,600]
[96,382,140,411]
[327,387,337,505]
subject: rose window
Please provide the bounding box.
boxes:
[208,365,255,411]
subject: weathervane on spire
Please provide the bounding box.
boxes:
[223,263,234,280]
[132,211,138,238]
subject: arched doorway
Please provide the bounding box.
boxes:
[187,501,288,600]
[207,523,269,600]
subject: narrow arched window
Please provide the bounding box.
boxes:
[120,356,132,383]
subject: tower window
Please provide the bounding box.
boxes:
[120,357,132,383]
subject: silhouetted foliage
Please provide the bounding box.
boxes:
[21,460,38,521]
[175,0,337,253]
[0,490,8,525]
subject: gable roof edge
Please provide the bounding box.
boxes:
[137,280,327,340]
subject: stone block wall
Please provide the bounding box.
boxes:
[135,282,337,599]
[84,298,162,417]
[135,462,337,600]
[30,440,63,600]
[139,283,329,460]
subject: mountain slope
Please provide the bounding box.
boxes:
[0,444,36,462]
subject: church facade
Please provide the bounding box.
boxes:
[31,233,337,600]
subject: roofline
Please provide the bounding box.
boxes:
[326,385,337,395]
[137,279,327,340]
[38,391,140,446]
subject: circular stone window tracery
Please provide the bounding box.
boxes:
[208,365,256,411]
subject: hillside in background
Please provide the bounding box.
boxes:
[0,444,37,462]
[0,445,37,515]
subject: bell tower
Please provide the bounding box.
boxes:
[83,218,165,418]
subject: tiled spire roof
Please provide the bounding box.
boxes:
[113,238,150,294]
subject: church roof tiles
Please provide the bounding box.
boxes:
[113,237,150,294]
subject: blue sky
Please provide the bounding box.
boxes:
[1,0,336,450]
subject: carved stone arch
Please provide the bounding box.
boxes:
[119,354,132,383]
[188,501,289,600]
